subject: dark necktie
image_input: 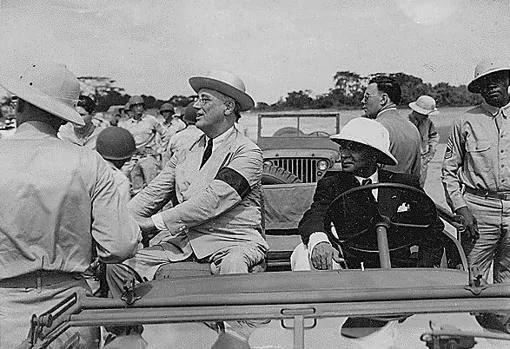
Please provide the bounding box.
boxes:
[362,178,372,186]
[200,138,213,169]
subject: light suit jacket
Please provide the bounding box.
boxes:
[129,127,269,259]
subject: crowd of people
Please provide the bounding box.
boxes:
[0,57,509,348]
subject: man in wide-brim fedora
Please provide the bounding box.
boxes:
[443,58,510,284]
[105,70,268,346]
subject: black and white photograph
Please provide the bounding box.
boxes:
[1,1,510,348]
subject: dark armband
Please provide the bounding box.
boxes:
[215,167,251,199]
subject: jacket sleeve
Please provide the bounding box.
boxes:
[159,144,262,233]
[298,176,337,245]
[441,119,467,211]
[90,156,141,263]
[427,121,440,158]
[128,153,178,218]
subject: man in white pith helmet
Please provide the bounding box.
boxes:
[408,95,440,187]
[442,58,510,284]
[293,117,449,271]
[0,61,140,349]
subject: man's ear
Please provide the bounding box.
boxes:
[223,100,235,116]
[380,93,388,106]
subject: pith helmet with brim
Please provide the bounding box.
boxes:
[468,58,510,93]
[189,70,254,111]
[0,61,83,125]
[409,95,439,116]
[330,117,397,166]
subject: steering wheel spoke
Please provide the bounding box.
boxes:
[325,182,438,269]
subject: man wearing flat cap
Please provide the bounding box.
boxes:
[0,61,140,348]
[442,58,510,284]
[105,71,268,343]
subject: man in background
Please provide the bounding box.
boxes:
[119,95,168,193]
[408,95,440,187]
[58,94,106,149]
[362,75,421,178]
[162,101,203,167]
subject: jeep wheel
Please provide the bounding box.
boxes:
[262,163,302,184]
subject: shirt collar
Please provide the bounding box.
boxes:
[205,125,235,148]
[482,100,510,118]
[14,121,58,138]
[377,105,397,118]
[355,169,379,185]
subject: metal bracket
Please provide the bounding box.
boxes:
[121,278,141,305]
[465,266,488,296]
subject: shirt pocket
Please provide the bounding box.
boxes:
[465,139,492,172]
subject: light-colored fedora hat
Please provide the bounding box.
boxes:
[0,61,83,125]
[468,58,510,93]
[409,95,439,116]
[189,70,254,111]
[330,117,397,166]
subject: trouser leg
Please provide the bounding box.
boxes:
[209,244,268,343]
[464,193,502,282]
[494,199,510,283]
[105,245,173,298]
[138,155,160,186]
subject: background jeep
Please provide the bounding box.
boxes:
[258,111,342,184]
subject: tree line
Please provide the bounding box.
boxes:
[0,71,485,117]
[257,71,484,111]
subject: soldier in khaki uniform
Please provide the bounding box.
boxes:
[442,58,510,283]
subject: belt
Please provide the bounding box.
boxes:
[0,270,82,289]
[465,186,510,201]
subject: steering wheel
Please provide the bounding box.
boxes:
[324,183,438,269]
[308,131,330,137]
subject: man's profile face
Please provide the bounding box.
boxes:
[338,141,375,175]
[479,71,510,107]
[194,89,227,132]
[411,110,428,122]
[361,83,382,118]
[73,106,92,131]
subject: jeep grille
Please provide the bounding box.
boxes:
[268,158,323,183]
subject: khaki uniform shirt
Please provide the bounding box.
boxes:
[119,113,168,153]
[57,120,106,150]
[408,114,440,160]
[0,121,141,279]
[442,102,510,211]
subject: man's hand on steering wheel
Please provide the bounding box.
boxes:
[310,242,344,270]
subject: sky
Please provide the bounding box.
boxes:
[0,0,510,104]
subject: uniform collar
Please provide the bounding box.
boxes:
[15,121,58,138]
[482,100,510,118]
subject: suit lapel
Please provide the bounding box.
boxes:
[377,169,400,217]
[183,130,236,198]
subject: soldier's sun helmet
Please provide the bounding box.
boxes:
[96,127,136,161]
[159,103,175,114]
[128,95,144,106]
[330,117,397,166]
